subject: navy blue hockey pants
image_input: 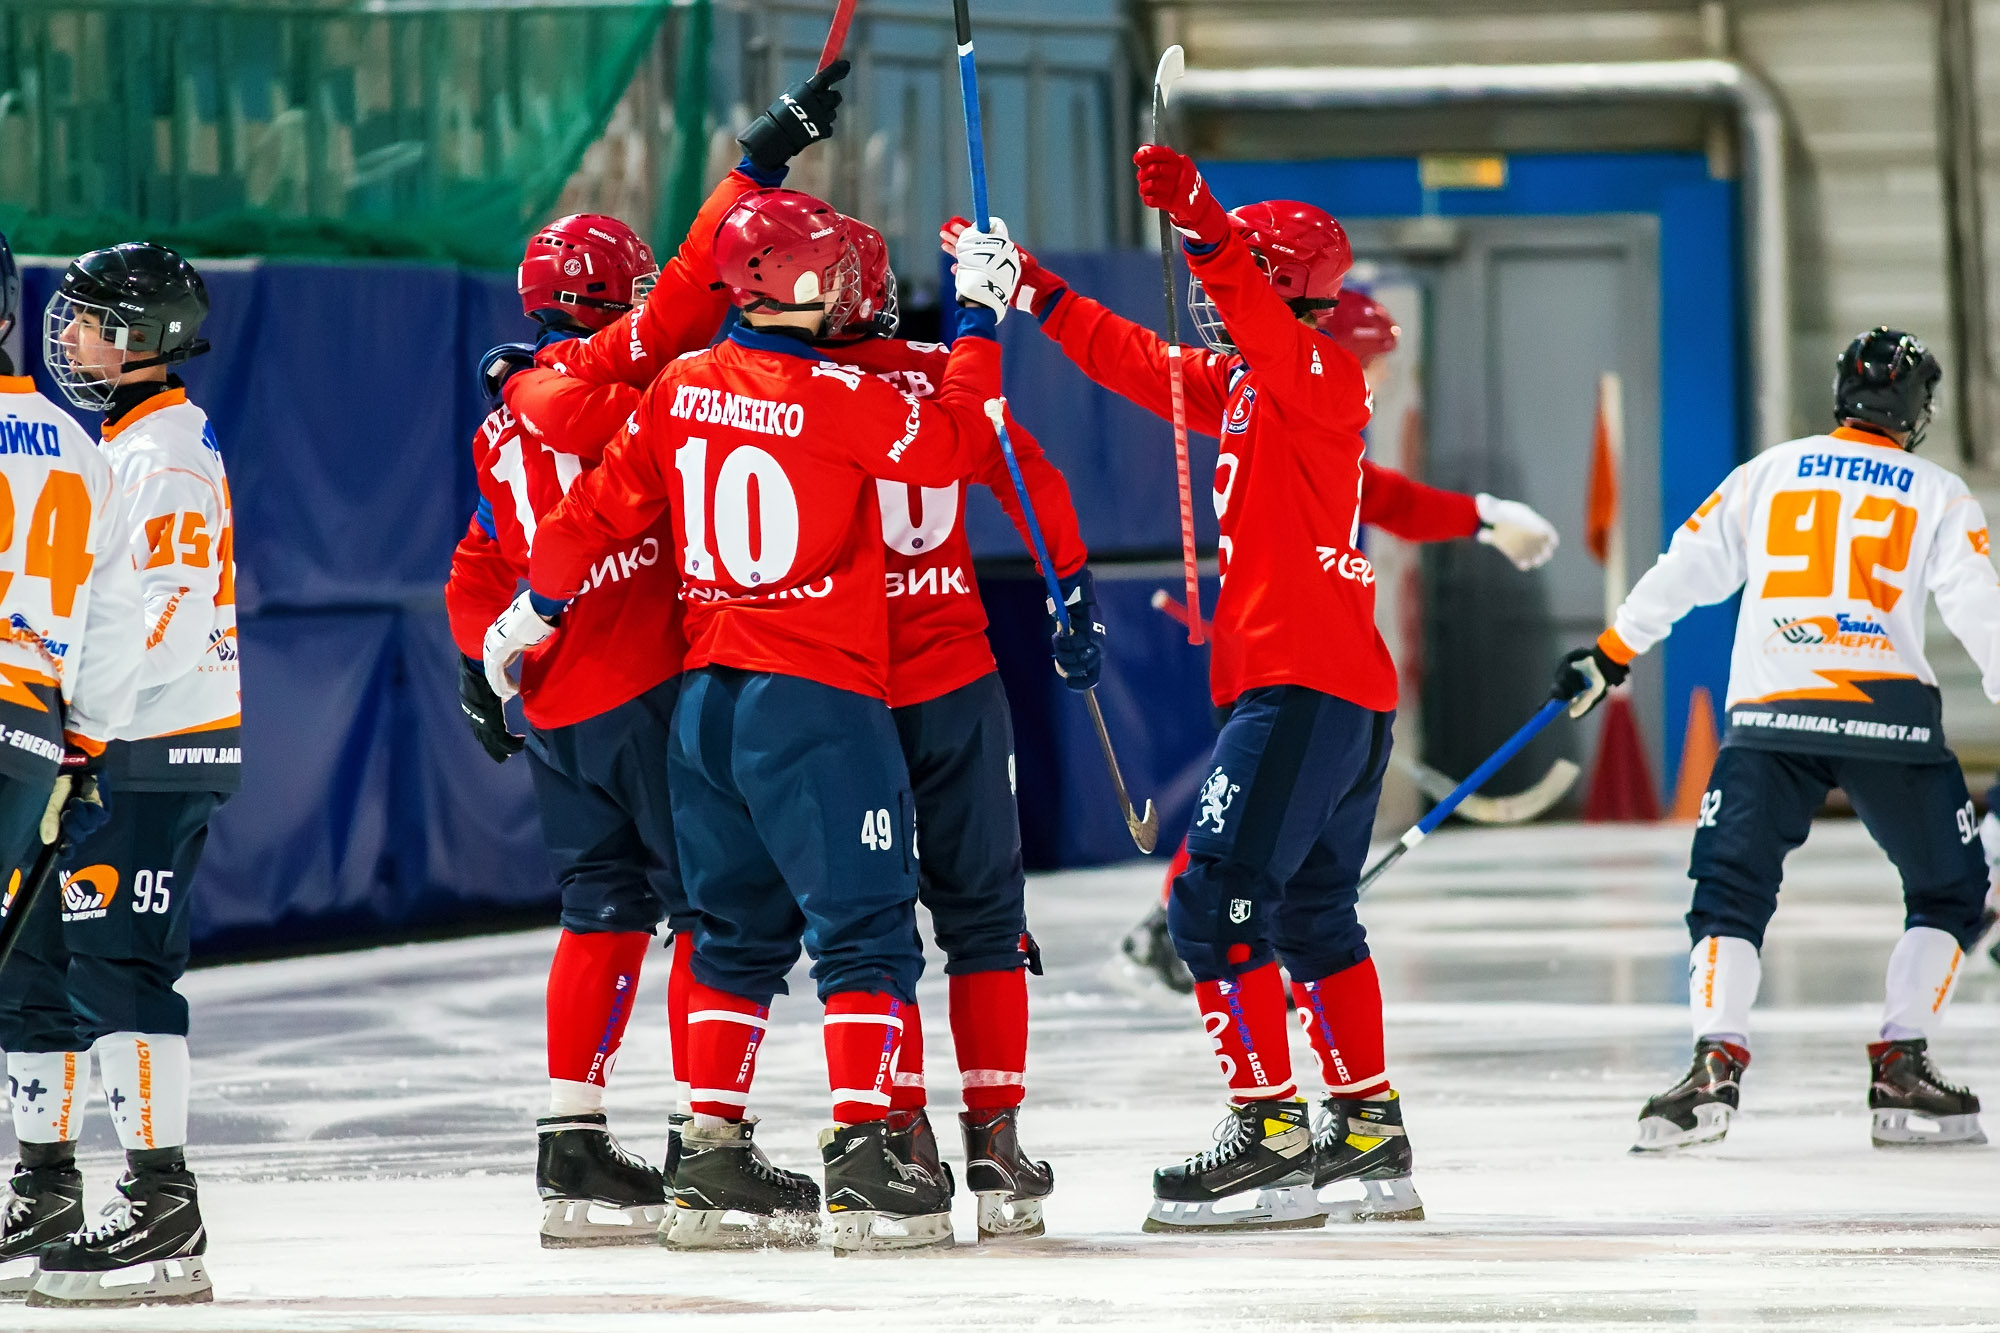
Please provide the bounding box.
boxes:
[1689,746,1987,950]
[892,672,1030,976]
[0,788,222,1052]
[527,676,693,938]
[1168,685,1393,983]
[670,666,924,1006]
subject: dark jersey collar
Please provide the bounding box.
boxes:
[105,374,185,434]
[728,323,829,361]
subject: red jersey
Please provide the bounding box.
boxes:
[1043,232,1420,710]
[530,325,1003,701]
[535,167,764,391]
[443,363,681,730]
[830,338,1088,708]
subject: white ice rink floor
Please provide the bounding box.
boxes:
[6,820,1999,1331]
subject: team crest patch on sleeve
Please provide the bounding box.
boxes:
[1197,767,1240,834]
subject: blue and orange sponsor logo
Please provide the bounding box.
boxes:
[1765,612,1892,653]
[59,864,119,921]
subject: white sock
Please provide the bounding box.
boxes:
[92,1032,189,1152]
[673,1081,692,1119]
[7,1050,87,1144]
[548,1078,605,1117]
[1689,936,1760,1045]
[1881,926,1964,1041]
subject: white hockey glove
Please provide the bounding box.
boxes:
[1476,494,1559,571]
[483,590,559,703]
[953,219,1022,320]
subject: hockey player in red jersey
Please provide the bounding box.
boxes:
[444,63,850,1247]
[978,146,1435,1230]
[816,218,1086,1241]
[1076,285,1558,996]
[488,189,1023,1254]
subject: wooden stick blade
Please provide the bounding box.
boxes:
[1154,44,1185,105]
[1127,799,1160,854]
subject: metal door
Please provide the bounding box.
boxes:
[1348,215,1664,805]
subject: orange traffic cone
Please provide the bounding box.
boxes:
[1669,687,1721,822]
[1583,692,1661,821]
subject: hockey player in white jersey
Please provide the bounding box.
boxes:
[1554,328,1994,1152]
[0,232,148,1300]
[3,243,237,1307]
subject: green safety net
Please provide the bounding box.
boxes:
[0,2,674,269]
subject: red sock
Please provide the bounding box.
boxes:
[1292,957,1390,1099]
[891,1001,927,1112]
[546,930,651,1089]
[824,991,905,1124]
[949,969,1027,1111]
[666,932,694,1093]
[685,982,770,1120]
[1195,960,1296,1102]
[1161,837,1189,908]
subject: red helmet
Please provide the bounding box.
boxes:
[1189,200,1353,355]
[518,214,657,331]
[844,215,899,337]
[712,189,862,335]
[1319,289,1399,365]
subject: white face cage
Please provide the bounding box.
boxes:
[630,266,660,308]
[870,267,901,336]
[1186,273,1235,356]
[42,290,135,412]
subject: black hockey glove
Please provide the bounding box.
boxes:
[738,60,850,173]
[1049,567,1104,693]
[459,654,525,763]
[42,741,110,847]
[1551,644,1629,719]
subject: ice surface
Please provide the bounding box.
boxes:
[5,821,1998,1330]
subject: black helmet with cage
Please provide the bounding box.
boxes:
[43,242,210,411]
[0,230,19,351]
[1833,327,1940,452]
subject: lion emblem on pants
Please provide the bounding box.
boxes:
[1196,767,1240,834]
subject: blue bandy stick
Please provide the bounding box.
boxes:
[1358,696,1569,894]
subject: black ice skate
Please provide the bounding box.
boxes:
[1313,1093,1424,1222]
[1113,904,1194,998]
[1,1145,83,1298]
[665,1117,821,1250]
[1144,1099,1321,1233]
[28,1150,211,1308]
[1868,1038,1987,1148]
[962,1107,1054,1241]
[665,1110,690,1182]
[885,1107,956,1202]
[821,1119,955,1255]
[1632,1039,1748,1152]
[535,1112,667,1248]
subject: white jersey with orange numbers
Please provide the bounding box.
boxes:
[0,375,144,786]
[98,388,242,792]
[1599,425,2000,761]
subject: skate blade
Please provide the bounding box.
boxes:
[27,1256,213,1308]
[662,1205,821,1251]
[1143,1181,1324,1234]
[975,1190,1047,1241]
[0,1254,39,1298]
[1871,1108,1989,1148]
[539,1198,668,1248]
[1318,1174,1425,1223]
[828,1208,955,1255]
[1631,1103,1732,1153]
